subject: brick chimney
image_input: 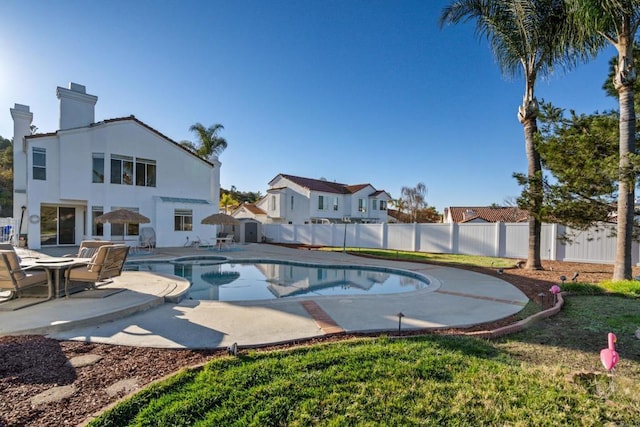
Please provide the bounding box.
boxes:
[56,82,98,130]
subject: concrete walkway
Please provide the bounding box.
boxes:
[0,244,528,349]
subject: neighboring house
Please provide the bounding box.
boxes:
[245,173,391,224]
[443,206,528,224]
[11,83,220,249]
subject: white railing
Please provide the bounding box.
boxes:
[262,222,638,265]
[0,217,19,246]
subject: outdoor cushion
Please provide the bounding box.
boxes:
[3,250,25,281]
[79,247,98,259]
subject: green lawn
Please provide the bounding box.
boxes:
[89,296,640,426]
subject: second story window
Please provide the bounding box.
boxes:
[110,155,134,185]
[318,195,326,210]
[270,195,276,211]
[92,153,104,183]
[32,147,46,180]
[358,198,366,213]
[372,200,378,210]
[333,197,339,211]
[136,158,156,187]
[380,200,387,210]
[290,196,294,210]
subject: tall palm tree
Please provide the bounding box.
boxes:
[569,0,640,280]
[440,0,595,270]
[189,122,228,160]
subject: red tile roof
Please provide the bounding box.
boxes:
[274,174,388,197]
[446,206,528,223]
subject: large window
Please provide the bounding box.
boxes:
[135,158,156,187]
[92,206,104,236]
[380,200,387,210]
[174,209,193,231]
[92,153,104,183]
[33,147,46,180]
[110,155,134,185]
[111,207,139,238]
[372,200,378,210]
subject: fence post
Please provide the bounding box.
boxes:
[494,222,501,257]
[381,223,387,250]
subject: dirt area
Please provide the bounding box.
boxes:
[0,258,634,427]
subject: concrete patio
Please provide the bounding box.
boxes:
[0,244,529,349]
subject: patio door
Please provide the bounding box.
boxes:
[40,206,76,246]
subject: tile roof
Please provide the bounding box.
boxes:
[446,206,528,223]
[275,174,387,196]
[239,203,266,215]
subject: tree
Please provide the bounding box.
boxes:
[440,0,596,270]
[219,193,239,214]
[535,103,624,230]
[570,0,640,279]
[0,136,12,216]
[401,182,427,223]
[188,123,228,160]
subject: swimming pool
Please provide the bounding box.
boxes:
[125,258,430,301]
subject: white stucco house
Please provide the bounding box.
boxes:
[240,173,391,225]
[11,82,220,249]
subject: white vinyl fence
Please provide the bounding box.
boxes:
[263,222,638,265]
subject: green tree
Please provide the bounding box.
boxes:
[219,193,239,214]
[536,103,623,230]
[440,0,596,270]
[188,123,228,160]
[570,0,640,279]
[0,136,12,216]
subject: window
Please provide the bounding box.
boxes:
[110,155,134,185]
[269,195,276,211]
[358,198,366,212]
[92,206,104,236]
[33,147,46,180]
[333,197,339,211]
[290,196,294,211]
[174,209,193,231]
[372,200,378,210]
[380,200,387,210]
[318,195,326,210]
[111,207,139,237]
[92,153,104,183]
[135,158,156,187]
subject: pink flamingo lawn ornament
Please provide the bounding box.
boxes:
[549,285,561,305]
[600,332,620,372]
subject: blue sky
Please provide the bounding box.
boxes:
[1,0,619,213]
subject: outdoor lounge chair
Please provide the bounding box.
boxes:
[63,244,130,297]
[64,240,115,258]
[137,227,156,253]
[0,249,52,300]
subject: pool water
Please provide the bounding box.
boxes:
[125,260,429,301]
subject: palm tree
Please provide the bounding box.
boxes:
[569,0,640,280]
[189,122,228,160]
[219,193,239,214]
[440,0,595,270]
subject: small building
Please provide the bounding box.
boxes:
[11,83,221,249]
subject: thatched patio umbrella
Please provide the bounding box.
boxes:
[95,209,150,241]
[201,213,240,226]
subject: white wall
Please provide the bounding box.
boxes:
[262,222,639,265]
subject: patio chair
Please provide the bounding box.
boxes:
[0,249,52,300]
[64,244,130,297]
[138,227,156,253]
[64,240,115,258]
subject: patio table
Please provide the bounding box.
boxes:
[21,257,90,298]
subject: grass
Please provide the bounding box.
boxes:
[325,247,516,268]
[87,251,640,426]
